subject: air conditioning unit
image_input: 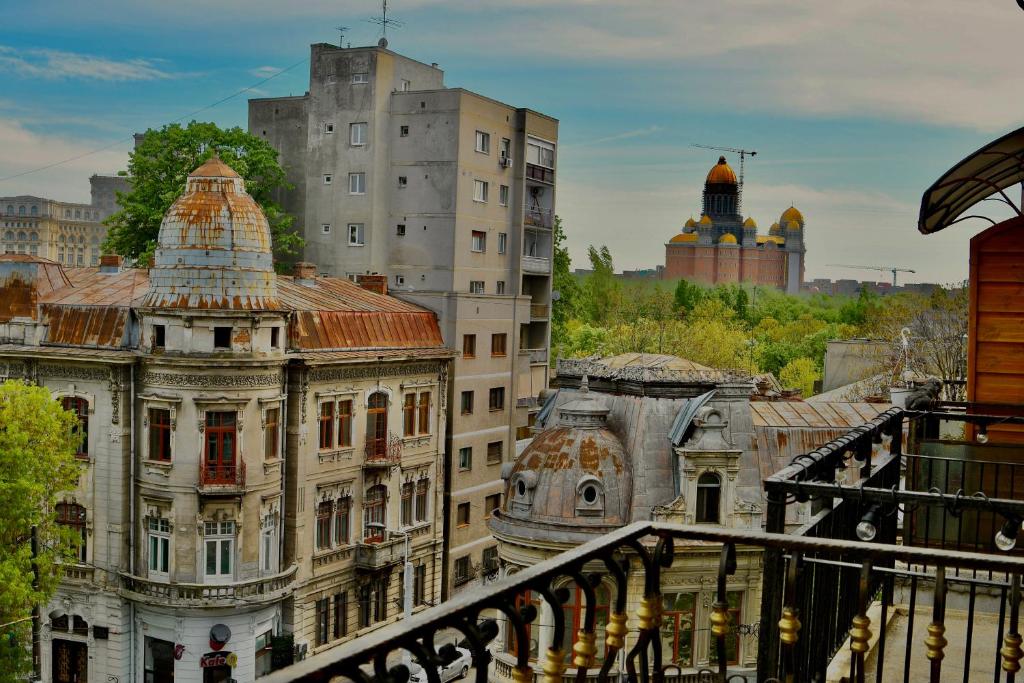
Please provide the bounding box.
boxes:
[499,156,512,169]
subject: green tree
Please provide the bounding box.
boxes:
[551,215,581,336]
[673,279,705,315]
[102,121,303,268]
[582,245,621,325]
[779,357,821,397]
[0,381,83,680]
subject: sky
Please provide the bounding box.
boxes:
[3,0,1024,285]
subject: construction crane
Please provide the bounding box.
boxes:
[828,264,917,287]
[691,144,758,189]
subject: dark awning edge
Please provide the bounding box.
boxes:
[918,125,1024,235]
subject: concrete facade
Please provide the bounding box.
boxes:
[1,195,109,267]
[249,42,558,598]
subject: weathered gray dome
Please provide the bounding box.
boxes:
[142,155,279,310]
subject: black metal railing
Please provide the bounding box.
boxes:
[263,520,1024,683]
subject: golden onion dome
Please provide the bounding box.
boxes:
[699,214,713,225]
[786,220,801,232]
[706,156,738,184]
[780,206,804,224]
[670,233,698,243]
[684,216,697,228]
[742,217,757,228]
[768,221,783,236]
[719,233,738,244]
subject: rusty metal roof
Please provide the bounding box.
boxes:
[291,310,443,350]
[751,400,891,429]
[42,268,148,306]
[278,276,427,313]
[41,304,130,348]
[189,154,241,178]
[0,344,135,361]
[0,255,73,321]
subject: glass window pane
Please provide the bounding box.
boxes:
[206,541,216,574]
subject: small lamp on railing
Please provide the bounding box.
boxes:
[855,505,881,542]
[977,424,989,445]
[995,517,1021,552]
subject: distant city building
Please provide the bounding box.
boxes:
[0,157,453,682]
[804,278,942,296]
[1,195,106,267]
[249,41,557,598]
[663,157,806,293]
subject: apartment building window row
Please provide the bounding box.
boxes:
[475,130,490,154]
[491,333,507,356]
[350,122,367,145]
[147,516,171,578]
[349,172,366,195]
[487,440,503,464]
[315,495,353,551]
[314,589,353,648]
[499,184,509,206]
[57,502,87,563]
[203,521,235,581]
[473,180,488,203]
[400,477,432,527]
[489,387,506,412]
[471,230,486,253]
[318,398,354,450]
[402,391,432,437]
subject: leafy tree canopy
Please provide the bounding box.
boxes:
[102,121,303,269]
[0,381,83,680]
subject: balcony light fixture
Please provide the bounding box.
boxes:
[995,517,1021,552]
[855,505,881,542]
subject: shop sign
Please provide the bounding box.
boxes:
[200,651,238,668]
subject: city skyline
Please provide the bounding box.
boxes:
[3,0,1023,284]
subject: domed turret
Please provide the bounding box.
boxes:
[683,216,697,230]
[742,217,757,229]
[786,219,801,232]
[706,156,738,185]
[768,221,783,236]
[719,233,738,244]
[670,233,698,243]
[780,206,804,230]
[143,155,279,310]
[699,214,713,226]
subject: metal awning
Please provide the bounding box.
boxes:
[918,126,1024,234]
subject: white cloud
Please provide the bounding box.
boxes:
[250,65,283,79]
[0,46,174,81]
[0,119,131,202]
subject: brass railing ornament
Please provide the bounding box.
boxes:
[572,629,597,668]
[849,614,872,654]
[778,606,801,646]
[1001,633,1023,673]
[541,647,566,683]
[924,622,947,661]
[511,665,533,683]
[710,602,731,638]
[637,595,662,631]
[605,611,628,650]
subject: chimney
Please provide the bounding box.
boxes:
[99,254,122,274]
[356,273,388,296]
[779,388,803,400]
[294,262,318,284]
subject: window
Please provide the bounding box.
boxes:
[148,408,171,462]
[363,484,387,542]
[319,402,335,450]
[415,479,429,522]
[349,172,366,195]
[204,412,237,484]
[487,441,503,464]
[707,592,743,667]
[153,324,165,348]
[316,501,332,550]
[352,72,369,84]
[366,392,389,460]
[417,392,430,434]
[475,130,490,154]
[485,493,501,517]
[321,223,331,234]
[496,280,505,295]
[325,122,334,134]
[482,545,499,574]
[334,592,348,639]
[489,387,505,411]
[214,326,231,348]
[335,496,352,545]
[323,173,333,185]
[398,175,407,188]
[458,447,472,471]
[62,397,89,458]
[403,394,416,436]
[661,593,697,667]
[395,274,405,287]
[460,391,474,415]
[471,230,486,252]
[469,280,484,294]
[454,556,471,586]
[491,333,507,356]
[500,138,511,161]
[260,513,278,573]
[348,223,365,245]
[473,180,488,203]
[457,502,470,526]
[203,520,235,580]
[145,637,175,683]
[401,481,414,526]
[463,334,476,358]
[271,327,280,348]
[527,142,555,168]
[499,185,509,206]
[256,630,273,678]
[414,564,426,605]
[400,124,410,137]
[350,122,367,145]
[57,503,87,562]
[315,598,330,646]
[696,472,722,523]
[264,407,280,460]
[338,400,353,447]
[396,223,406,236]
[498,232,507,254]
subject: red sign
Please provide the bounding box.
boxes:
[174,644,185,661]
[200,651,237,668]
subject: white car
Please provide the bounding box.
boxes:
[408,646,472,683]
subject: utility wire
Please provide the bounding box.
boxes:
[0,56,308,184]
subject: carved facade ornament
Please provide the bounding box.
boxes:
[685,407,732,451]
[141,370,281,389]
[38,364,109,382]
[438,364,449,411]
[308,362,440,384]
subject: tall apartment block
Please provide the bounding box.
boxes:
[249,42,558,596]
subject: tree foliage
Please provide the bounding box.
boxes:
[102,121,303,268]
[0,381,83,680]
[551,215,581,337]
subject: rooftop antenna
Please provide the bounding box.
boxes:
[335,25,350,47]
[367,0,404,47]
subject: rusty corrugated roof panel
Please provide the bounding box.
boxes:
[0,255,73,321]
[42,304,129,348]
[291,310,444,351]
[42,268,149,306]
[277,277,429,313]
[0,343,135,361]
[750,400,891,429]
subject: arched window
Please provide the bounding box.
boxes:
[363,484,387,542]
[17,231,25,241]
[365,392,388,460]
[696,472,721,523]
[3,231,12,241]
[29,232,38,242]
[61,396,89,458]
[6,205,13,215]
[18,205,25,215]
[56,502,87,562]
[30,205,37,216]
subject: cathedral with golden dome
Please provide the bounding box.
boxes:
[664,156,806,293]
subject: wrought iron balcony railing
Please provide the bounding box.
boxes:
[120,564,297,608]
[198,460,246,492]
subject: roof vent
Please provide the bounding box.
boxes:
[356,273,388,296]
[293,261,318,285]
